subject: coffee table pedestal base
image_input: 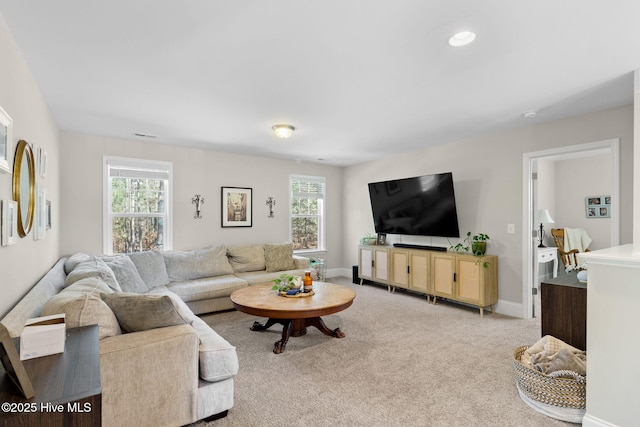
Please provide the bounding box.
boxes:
[250,317,345,354]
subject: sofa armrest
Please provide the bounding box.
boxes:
[100,324,199,426]
[293,255,310,269]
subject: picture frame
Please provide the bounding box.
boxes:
[33,183,46,240]
[586,195,611,218]
[0,323,35,398]
[46,199,52,229]
[1,200,18,246]
[221,187,252,227]
[0,105,13,174]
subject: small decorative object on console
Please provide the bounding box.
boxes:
[303,271,313,293]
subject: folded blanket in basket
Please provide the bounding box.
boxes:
[522,335,586,376]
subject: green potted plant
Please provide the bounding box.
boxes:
[360,232,377,246]
[271,273,301,292]
[470,233,490,256]
[450,232,491,268]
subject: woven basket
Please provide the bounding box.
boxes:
[513,346,586,409]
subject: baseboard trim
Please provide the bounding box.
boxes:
[494,300,523,318]
[582,413,617,427]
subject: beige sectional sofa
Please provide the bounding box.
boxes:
[1,243,313,427]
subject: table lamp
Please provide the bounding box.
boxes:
[536,209,555,248]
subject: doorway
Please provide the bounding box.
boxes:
[522,139,620,320]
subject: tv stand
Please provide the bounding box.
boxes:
[358,245,498,317]
[393,243,447,252]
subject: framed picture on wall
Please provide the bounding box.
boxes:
[0,106,13,174]
[221,187,252,227]
[1,200,18,246]
[585,195,611,218]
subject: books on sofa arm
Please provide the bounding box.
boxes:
[20,313,65,360]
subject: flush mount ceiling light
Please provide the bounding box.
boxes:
[272,124,295,139]
[523,110,538,119]
[448,31,476,47]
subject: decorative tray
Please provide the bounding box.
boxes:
[280,290,315,298]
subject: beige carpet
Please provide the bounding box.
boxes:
[192,278,575,427]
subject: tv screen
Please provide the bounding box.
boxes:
[368,172,460,238]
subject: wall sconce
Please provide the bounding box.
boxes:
[266,197,275,218]
[192,194,204,219]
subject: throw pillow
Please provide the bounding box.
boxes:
[64,252,92,274]
[101,293,193,333]
[65,257,121,292]
[101,255,149,294]
[127,250,170,288]
[163,245,234,281]
[227,245,266,272]
[264,243,296,272]
[42,277,121,339]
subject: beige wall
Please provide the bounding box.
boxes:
[554,155,611,250]
[59,133,344,271]
[0,13,60,317]
[342,105,633,311]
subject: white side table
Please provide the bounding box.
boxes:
[537,246,558,278]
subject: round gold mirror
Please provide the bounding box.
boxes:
[12,140,35,237]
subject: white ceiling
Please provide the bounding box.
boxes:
[1,1,638,166]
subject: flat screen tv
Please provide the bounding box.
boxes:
[368,172,460,238]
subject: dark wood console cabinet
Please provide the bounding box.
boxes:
[0,325,102,427]
[540,273,587,350]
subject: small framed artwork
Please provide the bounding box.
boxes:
[377,233,387,245]
[221,187,252,227]
[1,200,18,246]
[0,323,35,398]
[33,184,46,240]
[46,200,52,229]
[0,105,13,174]
[586,195,611,218]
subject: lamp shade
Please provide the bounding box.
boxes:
[536,209,555,224]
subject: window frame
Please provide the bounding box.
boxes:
[289,174,326,253]
[103,156,173,255]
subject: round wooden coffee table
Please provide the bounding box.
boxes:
[230,281,356,354]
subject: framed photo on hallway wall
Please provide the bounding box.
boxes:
[0,106,13,174]
[221,187,252,227]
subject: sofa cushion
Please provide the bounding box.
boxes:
[227,244,266,273]
[164,246,235,281]
[127,250,170,288]
[190,317,239,382]
[167,275,248,303]
[41,277,121,339]
[264,243,296,272]
[101,293,193,333]
[66,257,121,292]
[101,255,149,294]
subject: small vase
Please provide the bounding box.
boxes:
[303,271,313,292]
[472,242,486,256]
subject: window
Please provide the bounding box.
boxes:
[104,157,172,254]
[290,175,325,251]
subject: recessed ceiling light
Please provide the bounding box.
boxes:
[448,31,476,47]
[523,110,537,119]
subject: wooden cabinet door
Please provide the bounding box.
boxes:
[409,251,429,293]
[374,248,389,283]
[359,246,373,280]
[390,250,409,288]
[432,253,455,298]
[456,256,482,304]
